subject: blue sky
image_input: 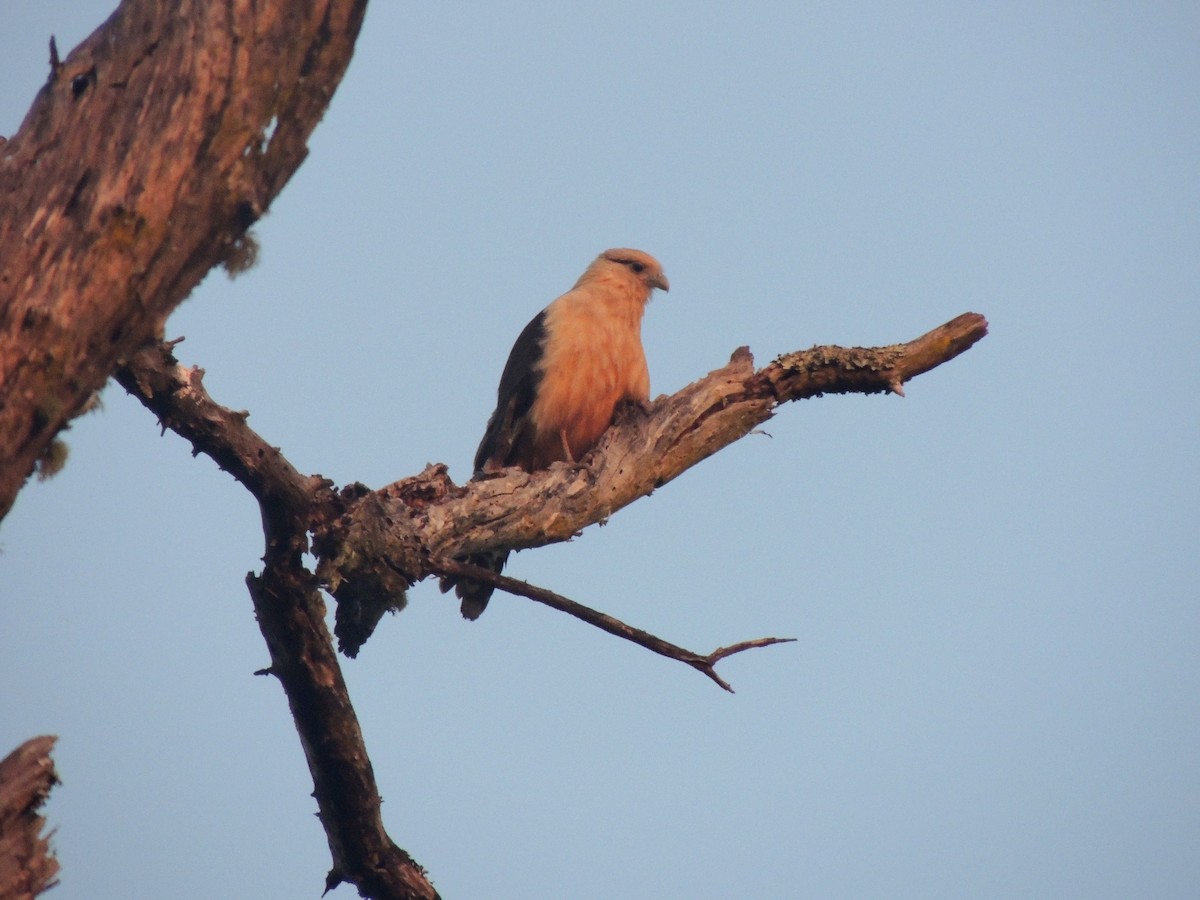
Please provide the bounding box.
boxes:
[3,3,1198,898]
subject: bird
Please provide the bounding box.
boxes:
[442,248,669,620]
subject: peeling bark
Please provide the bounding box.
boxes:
[0,0,368,522]
[116,349,439,900]
[323,314,990,602]
[117,312,988,666]
[0,2,989,896]
[0,737,60,900]
[1,4,443,897]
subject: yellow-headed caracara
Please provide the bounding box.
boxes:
[443,248,669,620]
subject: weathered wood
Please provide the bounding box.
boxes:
[248,568,439,900]
[116,342,437,900]
[433,555,795,692]
[0,737,60,900]
[324,313,990,585]
[0,4,447,897]
[0,0,368,522]
[0,3,989,892]
[115,313,988,666]
[113,302,985,886]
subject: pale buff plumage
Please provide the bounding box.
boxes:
[446,248,669,619]
[518,249,665,471]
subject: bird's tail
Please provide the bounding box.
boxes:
[439,549,511,620]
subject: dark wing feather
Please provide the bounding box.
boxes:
[473,309,547,475]
[443,309,549,618]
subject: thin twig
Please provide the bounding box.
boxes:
[428,556,794,692]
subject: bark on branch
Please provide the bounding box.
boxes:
[0,737,60,900]
[111,310,985,895]
[319,313,990,630]
[1,3,443,896]
[119,312,988,664]
[0,0,368,522]
[116,345,438,900]
[0,4,987,893]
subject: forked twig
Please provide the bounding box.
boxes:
[427,556,794,692]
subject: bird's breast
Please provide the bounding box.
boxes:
[529,297,649,467]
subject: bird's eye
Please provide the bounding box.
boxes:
[629,261,645,273]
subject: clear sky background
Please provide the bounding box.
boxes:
[3,3,1197,898]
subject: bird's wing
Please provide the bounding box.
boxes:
[473,308,548,475]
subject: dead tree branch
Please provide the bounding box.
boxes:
[429,556,795,692]
[0,0,368,523]
[112,310,985,894]
[0,0,987,893]
[0,737,60,900]
[0,3,434,892]
[118,311,988,663]
[318,313,990,636]
[114,344,438,900]
[247,567,438,900]
[114,341,340,527]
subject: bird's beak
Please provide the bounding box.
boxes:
[652,273,670,292]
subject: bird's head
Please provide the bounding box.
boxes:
[597,248,670,294]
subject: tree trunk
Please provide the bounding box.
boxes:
[0,0,367,522]
[0,3,988,897]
